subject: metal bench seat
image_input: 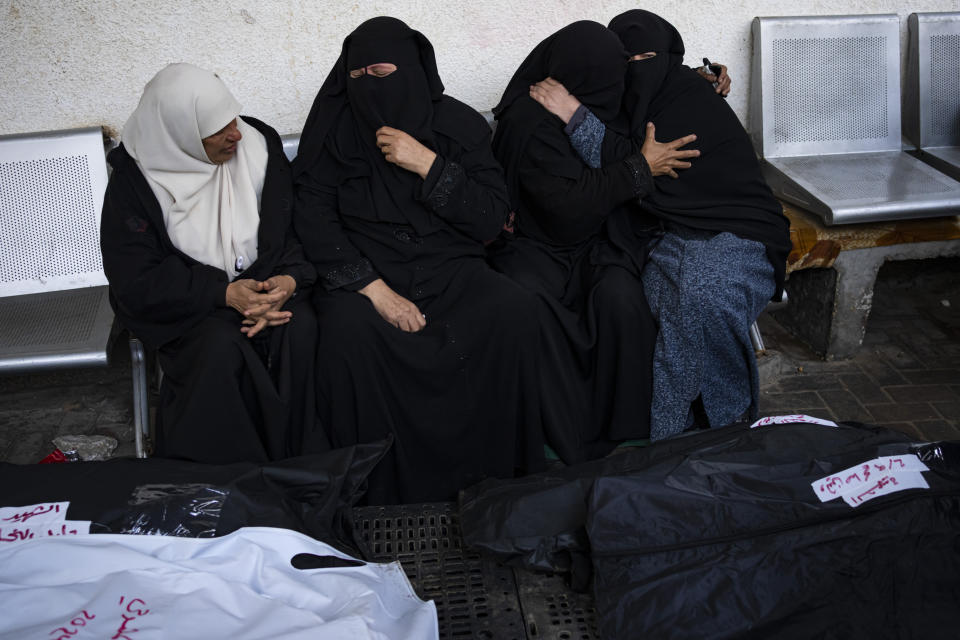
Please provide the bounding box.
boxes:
[0,287,113,373]
[0,127,113,374]
[905,12,960,182]
[749,13,960,226]
[763,151,960,225]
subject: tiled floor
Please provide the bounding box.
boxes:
[756,257,959,442]
[0,257,957,464]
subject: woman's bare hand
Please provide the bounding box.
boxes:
[237,274,297,337]
[696,62,731,96]
[359,278,426,332]
[640,122,699,179]
[261,274,296,309]
[241,308,292,338]
[226,279,286,317]
[529,77,581,124]
[376,127,437,179]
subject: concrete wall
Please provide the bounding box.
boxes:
[1,0,956,139]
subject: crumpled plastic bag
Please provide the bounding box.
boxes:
[52,435,118,461]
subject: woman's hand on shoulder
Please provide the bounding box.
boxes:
[696,62,731,96]
[640,122,700,179]
[529,78,581,125]
[376,127,437,179]
[359,278,426,333]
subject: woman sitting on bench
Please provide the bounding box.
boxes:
[529,10,792,440]
[292,17,544,504]
[488,21,700,463]
[101,63,324,463]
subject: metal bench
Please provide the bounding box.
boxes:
[0,127,114,378]
[905,11,960,182]
[749,13,960,226]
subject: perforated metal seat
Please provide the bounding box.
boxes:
[0,128,154,453]
[905,12,960,182]
[749,14,960,225]
[0,127,113,372]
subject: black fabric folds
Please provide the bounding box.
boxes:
[492,21,627,210]
[606,10,792,299]
[0,440,391,555]
[487,21,657,465]
[293,17,544,504]
[101,116,325,463]
[293,16,484,236]
[460,421,960,639]
[102,116,316,351]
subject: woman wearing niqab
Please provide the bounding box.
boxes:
[100,63,323,463]
[535,10,792,440]
[489,21,697,464]
[293,17,544,504]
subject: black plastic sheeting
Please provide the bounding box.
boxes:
[460,421,960,639]
[0,439,390,552]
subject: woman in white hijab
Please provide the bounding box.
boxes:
[101,63,326,462]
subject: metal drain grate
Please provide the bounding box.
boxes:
[353,502,600,640]
[353,502,526,639]
[516,570,599,640]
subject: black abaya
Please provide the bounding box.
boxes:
[101,116,323,463]
[489,22,658,464]
[605,9,792,299]
[293,17,544,504]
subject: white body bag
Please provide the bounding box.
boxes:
[0,526,438,639]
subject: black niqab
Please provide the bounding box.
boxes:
[494,20,627,121]
[608,10,791,298]
[292,16,450,233]
[608,9,685,127]
[492,21,627,208]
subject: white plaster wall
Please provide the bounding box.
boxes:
[1,0,956,139]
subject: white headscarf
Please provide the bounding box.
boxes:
[122,63,268,279]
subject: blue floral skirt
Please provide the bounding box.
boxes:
[642,224,775,440]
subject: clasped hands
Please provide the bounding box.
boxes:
[226,274,297,338]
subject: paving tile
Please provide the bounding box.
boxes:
[911,420,960,442]
[758,391,825,412]
[900,369,960,385]
[838,373,892,405]
[768,373,842,393]
[933,401,960,421]
[861,331,891,346]
[882,385,958,404]
[816,389,873,423]
[856,357,909,386]
[788,360,864,375]
[55,410,101,435]
[866,403,940,423]
[872,343,926,371]
[872,422,924,439]
[6,429,57,465]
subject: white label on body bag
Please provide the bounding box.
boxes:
[811,454,930,507]
[0,501,91,545]
[750,414,838,429]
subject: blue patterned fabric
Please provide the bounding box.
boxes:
[565,107,605,169]
[642,225,774,440]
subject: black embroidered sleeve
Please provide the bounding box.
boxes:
[623,153,654,199]
[423,160,465,210]
[322,257,376,290]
